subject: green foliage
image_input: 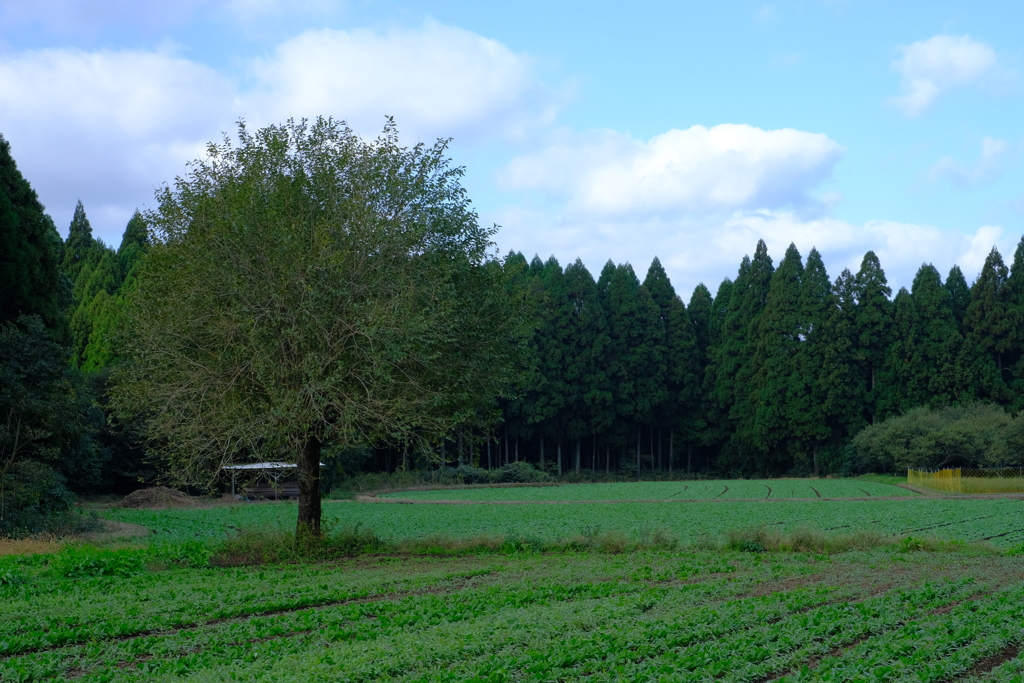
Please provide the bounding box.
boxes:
[0,460,76,537]
[46,545,147,578]
[850,401,1021,472]
[112,118,526,534]
[489,461,550,483]
[0,134,65,336]
[0,567,24,587]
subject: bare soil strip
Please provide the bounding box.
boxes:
[953,642,1022,680]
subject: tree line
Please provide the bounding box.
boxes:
[478,239,1024,478]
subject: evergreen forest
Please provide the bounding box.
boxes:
[6,130,1024,534]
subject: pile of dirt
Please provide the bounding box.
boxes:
[119,486,194,509]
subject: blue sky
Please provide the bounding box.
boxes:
[2,0,1021,298]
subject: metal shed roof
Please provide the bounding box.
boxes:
[221,462,324,470]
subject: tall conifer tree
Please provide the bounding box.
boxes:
[710,240,774,472]
[820,267,866,443]
[604,263,664,474]
[945,265,970,332]
[964,248,1013,399]
[643,257,699,469]
[699,278,733,463]
[751,243,805,474]
[563,259,612,459]
[1006,238,1024,409]
[61,201,103,283]
[0,133,64,331]
[852,251,892,423]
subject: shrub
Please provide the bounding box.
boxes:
[490,461,550,483]
[0,461,76,538]
[725,527,780,552]
[850,401,1019,473]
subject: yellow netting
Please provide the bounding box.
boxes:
[908,467,1024,493]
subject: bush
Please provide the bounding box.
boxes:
[0,461,76,538]
[490,461,550,483]
[850,402,1018,473]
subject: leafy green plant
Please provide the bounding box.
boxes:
[0,568,24,586]
[46,545,147,578]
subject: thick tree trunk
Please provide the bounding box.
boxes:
[296,435,323,538]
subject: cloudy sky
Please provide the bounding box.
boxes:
[2,0,1022,299]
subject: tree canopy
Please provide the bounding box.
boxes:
[112,118,526,534]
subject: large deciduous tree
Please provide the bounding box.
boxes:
[113,118,525,536]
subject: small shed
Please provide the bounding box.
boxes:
[221,462,323,500]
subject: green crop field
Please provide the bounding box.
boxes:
[6,480,1024,681]
[4,547,1024,681]
[377,478,907,501]
[105,494,1024,548]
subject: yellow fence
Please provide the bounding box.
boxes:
[908,467,1024,494]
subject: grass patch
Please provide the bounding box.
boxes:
[211,523,387,565]
[723,525,1000,555]
[856,473,908,486]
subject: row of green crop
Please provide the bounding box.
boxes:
[7,547,1024,682]
[404,578,981,682]
[103,497,1024,547]
[6,553,1016,683]
[0,557,781,681]
[27,576,1016,683]
[780,584,1024,681]
[1,569,829,681]
[379,478,902,501]
[0,549,765,655]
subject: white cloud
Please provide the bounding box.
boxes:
[500,125,844,219]
[245,22,563,141]
[0,22,560,243]
[889,35,997,117]
[927,136,1014,188]
[0,46,234,242]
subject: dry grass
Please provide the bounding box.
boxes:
[118,486,194,509]
[0,537,61,556]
